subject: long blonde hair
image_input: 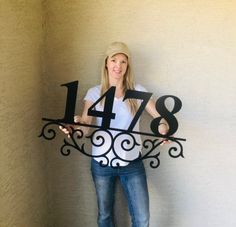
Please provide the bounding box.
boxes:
[100,42,138,115]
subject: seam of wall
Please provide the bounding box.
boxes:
[41,1,53,227]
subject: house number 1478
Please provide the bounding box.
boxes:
[44,81,182,138]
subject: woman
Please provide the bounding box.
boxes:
[61,42,168,227]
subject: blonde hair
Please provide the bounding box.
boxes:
[100,42,138,115]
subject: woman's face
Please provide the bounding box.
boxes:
[106,53,128,82]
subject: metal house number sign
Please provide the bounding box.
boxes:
[39,81,186,168]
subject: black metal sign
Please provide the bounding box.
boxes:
[39,81,186,168]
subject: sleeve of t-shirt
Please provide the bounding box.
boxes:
[135,84,148,92]
[84,86,100,103]
[135,84,154,100]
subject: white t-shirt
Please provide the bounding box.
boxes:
[84,84,148,166]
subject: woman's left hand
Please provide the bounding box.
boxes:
[159,123,171,146]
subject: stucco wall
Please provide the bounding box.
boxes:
[1,0,236,227]
[43,1,236,227]
[0,1,48,227]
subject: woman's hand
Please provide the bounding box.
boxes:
[158,123,170,146]
[59,124,73,138]
[145,98,171,145]
[59,115,83,138]
[74,115,83,125]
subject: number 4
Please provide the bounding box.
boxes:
[87,87,152,130]
[87,87,116,129]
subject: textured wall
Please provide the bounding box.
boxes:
[0,1,48,227]
[43,0,236,227]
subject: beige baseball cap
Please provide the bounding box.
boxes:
[105,42,131,58]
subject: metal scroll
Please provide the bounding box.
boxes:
[39,81,186,168]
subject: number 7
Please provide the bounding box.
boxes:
[123,90,152,131]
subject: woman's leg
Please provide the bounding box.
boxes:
[91,160,116,227]
[120,160,150,227]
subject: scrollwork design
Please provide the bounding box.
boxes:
[39,120,185,168]
[88,129,113,153]
[63,128,110,166]
[104,132,140,167]
[86,129,114,167]
[117,132,140,152]
[61,139,74,156]
[60,127,86,157]
[141,139,162,168]
[168,139,184,158]
[39,121,65,140]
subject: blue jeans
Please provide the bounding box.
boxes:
[91,159,150,227]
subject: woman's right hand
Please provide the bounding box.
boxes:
[59,124,73,138]
[74,115,83,125]
[59,115,83,138]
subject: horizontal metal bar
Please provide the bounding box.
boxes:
[42,118,186,141]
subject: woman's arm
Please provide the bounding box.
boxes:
[59,100,94,136]
[145,98,169,142]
